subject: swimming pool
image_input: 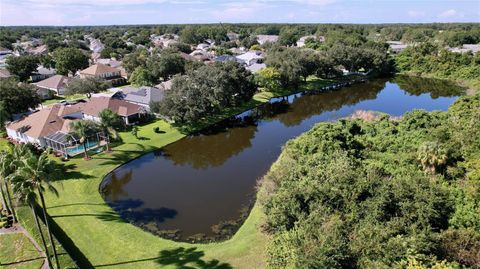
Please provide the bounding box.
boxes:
[65,141,99,156]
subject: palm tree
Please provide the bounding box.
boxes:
[98,108,122,152]
[417,141,448,174]
[131,125,139,139]
[0,152,17,222]
[15,151,61,269]
[69,120,98,160]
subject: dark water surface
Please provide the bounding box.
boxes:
[101,76,463,240]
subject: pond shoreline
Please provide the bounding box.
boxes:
[98,76,367,243]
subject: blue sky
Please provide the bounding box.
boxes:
[1,0,479,26]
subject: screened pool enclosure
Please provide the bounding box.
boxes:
[45,131,107,157]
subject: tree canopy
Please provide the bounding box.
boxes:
[154,61,256,124]
[5,55,40,81]
[64,77,111,98]
[52,47,89,75]
[260,92,480,269]
[0,79,40,116]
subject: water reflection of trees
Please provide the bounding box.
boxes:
[102,169,133,200]
[275,79,387,127]
[393,75,465,99]
[161,121,257,169]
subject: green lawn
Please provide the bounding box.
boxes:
[0,233,44,269]
[29,77,335,268]
[41,94,87,106]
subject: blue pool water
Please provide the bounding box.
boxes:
[65,141,99,156]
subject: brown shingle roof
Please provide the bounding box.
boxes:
[80,64,120,76]
[6,103,84,139]
[35,75,72,90]
[83,96,142,117]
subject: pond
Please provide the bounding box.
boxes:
[100,76,464,242]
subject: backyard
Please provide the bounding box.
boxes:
[13,77,334,268]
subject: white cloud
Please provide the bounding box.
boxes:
[438,9,460,18]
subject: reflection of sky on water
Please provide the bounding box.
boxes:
[102,77,462,239]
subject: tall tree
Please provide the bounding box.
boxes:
[129,66,156,86]
[5,55,40,81]
[64,77,111,98]
[11,171,53,269]
[146,49,186,81]
[12,148,61,269]
[0,79,40,116]
[98,109,123,152]
[52,47,89,75]
[69,120,100,159]
[0,152,17,222]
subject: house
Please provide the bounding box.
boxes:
[0,48,12,68]
[256,35,279,45]
[30,66,55,82]
[34,75,72,96]
[28,45,48,55]
[112,86,165,110]
[387,41,409,53]
[151,34,180,48]
[0,47,12,55]
[246,63,266,73]
[82,96,145,125]
[91,52,101,63]
[189,50,213,61]
[296,35,325,47]
[196,43,211,50]
[236,51,264,66]
[214,55,239,63]
[0,69,11,79]
[448,44,480,54]
[156,79,173,91]
[229,47,247,55]
[86,36,105,53]
[227,32,240,41]
[179,52,198,62]
[6,102,85,147]
[96,58,123,68]
[79,64,126,85]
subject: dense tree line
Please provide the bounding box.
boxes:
[395,42,480,83]
[152,61,256,124]
[259,92,480,268]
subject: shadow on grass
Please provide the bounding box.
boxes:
[47,202,106,209]
[52,162,95,181]
[51,211,125,223]
[94,247,232,269]
[1,257,45,266]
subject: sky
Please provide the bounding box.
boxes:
[1,0,479,26]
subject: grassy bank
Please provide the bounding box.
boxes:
[0,233,44,269]
[398,71,480,95]
[16,206,78,269]
[30,77,333,268]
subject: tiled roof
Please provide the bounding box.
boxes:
[6,103,84,139]
[120,86,165,105]
[35,75,72,90]
[80,64,121,76]
[83,96,143,117]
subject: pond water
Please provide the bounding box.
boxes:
[100,76,464,241]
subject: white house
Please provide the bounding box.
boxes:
[256,35,279,45]
[236,51,264,66]
[6,103,85,147]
